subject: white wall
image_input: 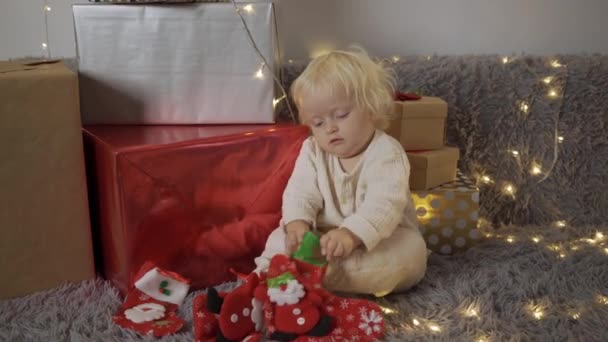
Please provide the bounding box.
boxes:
[1,0,607,61]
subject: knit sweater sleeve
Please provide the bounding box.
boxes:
[282,138,323,226]
[341,142,410,251]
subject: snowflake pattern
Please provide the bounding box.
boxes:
[334,327,344,335]
[139,294,150,301]
[203,323,212,333]
[196,311,205,319]
[267,325,276,334]
[265,311,273,319]
[358,306,368,315]
[346,314,355,322]
[325,305,334,313]
[351,336,361,341]
[340,299,351,309]
[358,310,382,336]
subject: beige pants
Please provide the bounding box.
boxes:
[254,225,428,296]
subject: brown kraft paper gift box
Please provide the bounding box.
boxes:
[387,96,448,151]
[407,147,460,191]
[0,61,95,299]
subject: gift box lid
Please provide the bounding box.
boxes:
[400,96,448,119]
[83,124,298,153]
[428,170,479,192]
[0,60,66,76]
[407,146,460,169]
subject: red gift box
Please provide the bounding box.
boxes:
[83,124,309,294]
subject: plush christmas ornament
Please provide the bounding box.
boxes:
[254,254,333,341]
[113,262,190,337]
[193,270,264,342]
[260,232,385,342]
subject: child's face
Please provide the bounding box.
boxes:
[299,89,376,158]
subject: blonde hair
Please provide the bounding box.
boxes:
[290,46,395,129]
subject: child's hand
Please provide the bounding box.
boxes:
[320,228,362,261]
[285,220,311,253]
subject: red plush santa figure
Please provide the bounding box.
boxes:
[254,254,333,341]
[113,262,190,337]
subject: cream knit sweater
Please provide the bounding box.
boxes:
[282,130,419,251]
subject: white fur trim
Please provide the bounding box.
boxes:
[134,268,189,305]
[267,279,305,306]
[251,298,264,331]
[124,303,166,323]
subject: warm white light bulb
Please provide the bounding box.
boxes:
[503,183,515,195]
[506,236,515,243]
[380,306,396,314]
[255,67,264,79]
[531,164,542,175]
[543,76,553,84]
[42,42,48,49]
[558,136,564,143]
[428,323,441,332]
[412,318,420,326]
[243,4,254,13]
[288,59,294,64]
[392,56,400,62]
[510,150,519,156]
[597,295,608,305]
[44,5,51,12]
[555,220,566,228]
[463,308,479,317]
[532,236,541,243]
[519,101,529,113]
[548,89,558,98]
[481,175,492,184]
[502,56,509,64]
[551,60,563,68]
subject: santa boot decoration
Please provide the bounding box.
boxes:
[113,262,190,337]
[193,271,264,342]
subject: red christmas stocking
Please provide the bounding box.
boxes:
[113,262,190,337]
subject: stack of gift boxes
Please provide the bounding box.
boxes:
[387,96,482,255]
[1,1,310,298]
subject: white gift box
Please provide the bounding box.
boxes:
[73,2,276,124]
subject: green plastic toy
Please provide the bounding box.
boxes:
[291,231,327,266]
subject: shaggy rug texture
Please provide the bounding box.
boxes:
[1,224,607,341]
[282,55,608,228]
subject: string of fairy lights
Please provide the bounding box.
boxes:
[371,54,608,338]
[41,0,52,59]
[377,229,607,340]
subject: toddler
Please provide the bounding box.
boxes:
[255,47,427,296]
